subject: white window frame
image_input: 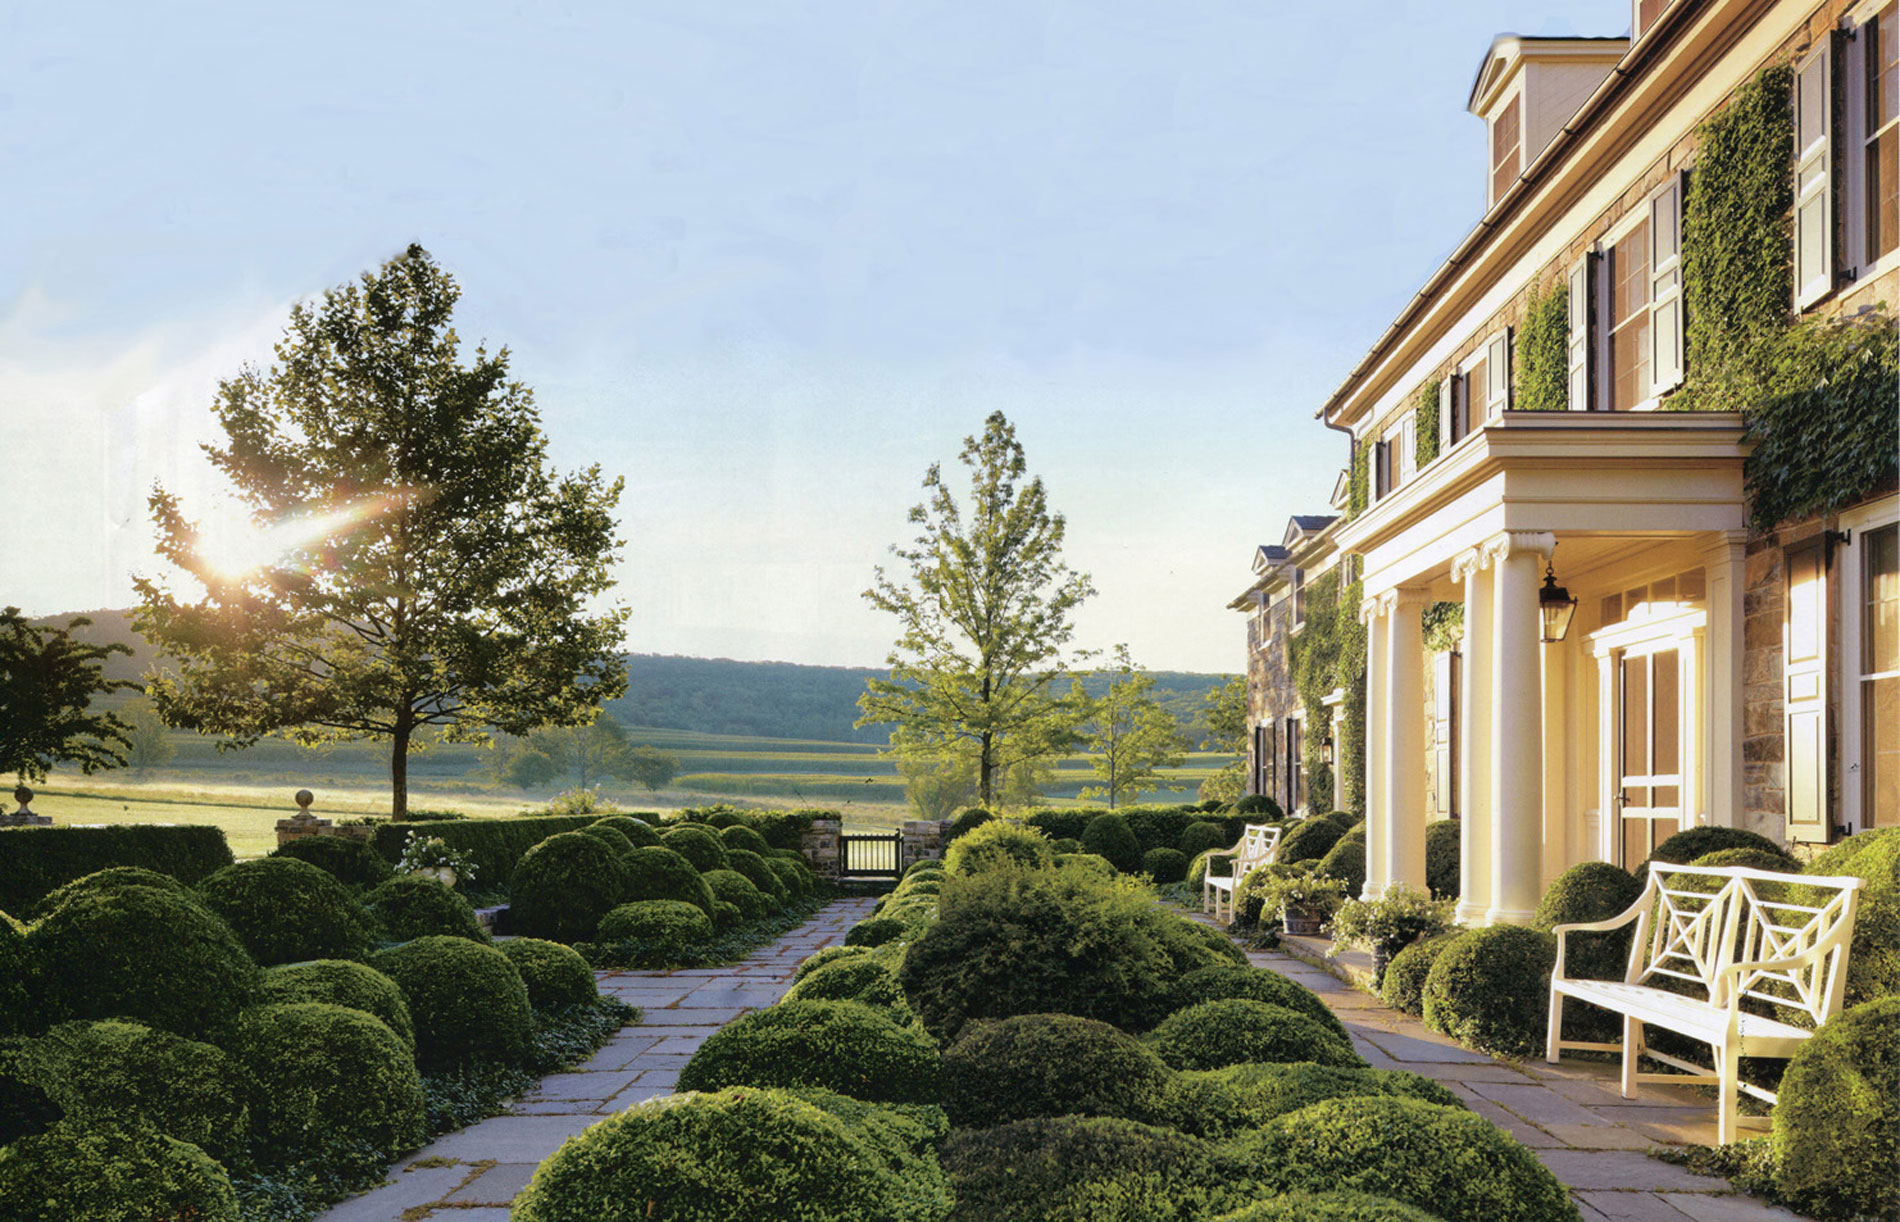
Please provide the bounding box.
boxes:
[1649,173,1686,394]
[1840,494,1900,833]
[1843,2,1900,282]
[1481,328,1512,420]
[1399,415,1416,482]
[1595,185,1680,413]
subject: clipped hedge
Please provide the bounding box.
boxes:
[269,834,393,888]
[718,823,772,856]
[365,874,489,943]
[1316,835,1367,899]
[579,823,637,858]
[510,832,632,943]
[1379,934,1455,1018]
[592,814,662,848]
[500,938,599,1011]
[0,1121,239,1222]
[943,819,1055,876]
[1081,813,1143,873]
[596,900,714,961]
[194,856,373,966]
[262,959,416,1052]
[794,945,869,982]
[625,845,717,916]
[0,919,33,1037]
[940,1013,1175,1129]
[1142,846,1190,883]
[369,936,534,1070]
[1771,994,1898,1222]
[231,1001,426,1160]
[703,868,770,921]
[727,848,790,904]
[1532,862,1641,980]
[677,999,940,1104]
[0,823,234,915]
[1422,925,1557,1057]
[1279,817,1345,864]
[1645,825,1786,867]
[1213,1191,1446,1222]
[940,1114,1239,1222]
[1179,820,1232,858]
[661,825,731,873]
[1165,965,1350,1044]
[1148,998,1365,1072]
[1171,1062,1463,1140]
[372,814,601,889]
[27,865,192,920]
[784,957,908,1013]
[17,1019,247,1162]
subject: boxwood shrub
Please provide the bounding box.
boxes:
[579,823,637,858]
[28,884,261,1038]
[231,1001,426,1160]
[1179,820,1232,858]
[0,823,234,916]
[1532,862,1642,981]
[1142,846,1190,883]
[365,874,489,943]
[1771,994,1898,1222]
[1152,912,1250,974]
[1165,965,1350,1044]
[194,856,373,966]
[370,814,600,891]
[1806,828,1899,1008]
[1316,834,1367,899]
[719,823,772,856]
[785,956,912,1021]
[944,818,1055,876]
[369,935,534,1070]
[262,959,416,1051]
[596,900,714,960]
[1278,818,1345,864]
[29,865,193,920]
[702,868,769,921]
[1232,794,1283,818]
[1212,1191,1445,1221]
[17,1019,247,1162]
[592,815,662,848]
[1422,925,1557,1057]
[1081,813,1143,872]
[945,807,994,843]
[940,1012,1175,1129]
[1379,934,1455,1018]
[1425,818,1461,900]
[1646,825,1786,866]
[1240,1095,1579,1222]
[625,846,716,916]
[0,918,33,1037]
[661,825,730,873]
[511,1086,950,1222]
[794,944,869,982]
[1147,999,1365,1072]
[269,835,394,888]
[939,1114,1243,1222]
[677,999,940,1104]
[766,856,808,897]
[0,1121,238,1222]
[499,938,599,1011]
[710,900,743,932]
[510,832,632,943]
[726,848,790,904]
[1169,1061,1463,1139]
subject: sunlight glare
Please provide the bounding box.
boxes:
[198,496,395,579]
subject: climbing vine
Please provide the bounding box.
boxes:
[1414,380,1441,468]
[1289,567,1367,817]
[1515,278,1568,412]
[1348,440,1370,519]
[1421,601,1465,654]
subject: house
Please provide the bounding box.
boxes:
[1289,0,1897,923]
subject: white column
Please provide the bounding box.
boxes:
[1454,549,1494,925]
[1361,594,1390,899]
[1702,531,1747,828]
[1387,590,1430,893]
[1489,531,1553,925]
[1542,630,1570,889]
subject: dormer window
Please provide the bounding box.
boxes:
[1491,95,1522,203]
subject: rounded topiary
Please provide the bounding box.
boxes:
[1808,830,1900,1009]
[677,999,940,1104]
[194,856,373,965]
[0,1122,239,1222]
[1421,925,1557,1057]
[29,866,192,919]
[784,957,912,1022]
[269,835,394,888]
[1179,820,1233,858]
[726,848,790,905]
[579,823,637,858]
[593,815,662,848]
[702,868,769,921]
[941,1012,1175,1128]
[1171,1061,1463,1139]
[1081,813,1143,873]
[1148,999,1365,1071]
[940,1114,1231,1222]
[1142,846,1190,883]
[1233,794,1283,818]
[0,916,35,1037]
[365,874,489,943]
[597,900,715,960]
[232,1001,425,1158]
[718,823,771,856]
[624,846,717,915]
[1246,1095,1579,1222]
[794,944,869,981]
[840,914,905,948]
[510,832,632,943]
[369,935,533,1069]
[1379,934,1455,1018]
[1151,913,1250,976]
[1052,837,1084,853]
[945,807,994,843]
[1316,835,1368,899]
[1532,861,1642,981]
[17,1019,247,1162]
[1687,846,1802,873]
[511,1086,947,1222]
[1646,825,1786,866]
[1212,1191,1446,1222]
[1771,994,1897,1221]
[661,825,730,873]
[1425,819,1460,899]
[1166,965,1350,1043]
[943,819,1055,876]
[262,959,416,1051]
[499,938,599,1011]
[0,1037,58,1146]
[1279,817,1346,864]
[28,884,261,1038]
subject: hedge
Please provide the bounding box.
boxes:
[794,945,869,982]
[365,875,489,944]
[667,806,818,851]
[499,938,599,1011]
[1081,814,1143,872]
[0,1122,239,1222]
[371,814,601,890]
[702,868,770,921]
[1143,846,1190,883]
[726,848,791,904]
[1772,994,1898,1222]
[368,936,534,1070]
[660,825,731,873]
[1279,818,1345,864]
[194,857,373,966]
[677,1000,940,1104]
[1165,965,1351,1045]
[943,819,1055,876]
[268,835,393,888]
[940,1013,1176,1129]
[579,823,637,858]
[591,814,661,848]
[27,865,193,920]
[595,900,715,963]
[1171,1062,1463,1140]
[1147,998,1365,1072]
[624,846,716,915]
[16,1019,247,1163]
[0,921,33,1038]
[509,832,631,943]
[1212,1192,1446,1222]
[784,957,913,1022]
[1644,825,1786,867]
[0,824,234,915]
[231,1001,426,1161]
[1025,806,1247,854]
[262,960,416,1052]
[939,1114,1243,1222]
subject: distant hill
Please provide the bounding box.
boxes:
[31,609,1236,746]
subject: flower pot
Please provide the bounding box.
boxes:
[420,866,457,888]
[1283,909,1326,936]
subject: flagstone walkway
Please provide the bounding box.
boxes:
[316,896,880,1222]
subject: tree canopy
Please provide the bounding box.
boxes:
[0,608,133,783]
[134,245,629,817]
[1197,674,1249,802]
[856,412,1094,808]
[1075,645,1187,808]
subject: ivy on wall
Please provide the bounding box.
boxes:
[1289,567,1367,817]
[1421,601,1465,653]
[1414,381,1442,467]
[1348,440,1370,519]
[1515,279,1568,412]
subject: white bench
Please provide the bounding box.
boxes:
[1201,824,1282,925]
[1547,861,1862,1144]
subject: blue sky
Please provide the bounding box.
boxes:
[0,1,1628,673]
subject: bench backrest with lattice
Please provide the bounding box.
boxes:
[1626,862,1863,1025]
[1227,823,1281,877]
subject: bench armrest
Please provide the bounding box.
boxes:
[1551,885,1655,982]
[1204,850,1238,879]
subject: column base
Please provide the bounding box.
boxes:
[1454,899,1489,926]
[1360,880,1388,902]
[1483,906,1538,927]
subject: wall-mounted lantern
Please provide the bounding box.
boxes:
[1539,555,1578,643]
[1319,735,1336,766]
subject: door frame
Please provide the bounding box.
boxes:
[1841,495,1900,833]
[1592,607,1705,865]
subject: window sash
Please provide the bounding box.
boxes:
[1610,220,1652,409]
[1567,255,1596,411]
[1867,5,1900,263]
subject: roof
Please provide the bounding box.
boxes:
[1466,34,1634,114]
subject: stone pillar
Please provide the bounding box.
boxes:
[1489,532,1553,925]
[900,820,943,872]
[1703,530,1748,828]
[1,785,53,827]
[275,788,333,847]
[1454,549,1494,925]
[800,817,843,880]
[1361,594,1391,900]
[1386,590,1430,894]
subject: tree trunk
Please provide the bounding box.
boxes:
[978,731,994,808]
[391,719,411,820]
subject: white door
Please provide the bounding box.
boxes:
[1616,646,1683,865]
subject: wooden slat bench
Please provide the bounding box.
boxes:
[1546,860,1863,1143]
[1201,823,1282,925]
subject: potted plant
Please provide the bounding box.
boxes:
[396,836,478,890]
[1248,869,1349,935]
[1326,883,1456,984]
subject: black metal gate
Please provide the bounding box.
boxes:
[841,832,902,878]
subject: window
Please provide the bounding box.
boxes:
[1482,330,1512,419]
[1373,439,1392,501]
[1447,370,1472,445]
[1864,3,1899,265]
[1844,503,1900,833]
[1609,220,1652,409]
[1649,176,1685,392]
[1567,254,1599,411]
[1491,95,1522,205]
[1285,717,1304,814]
[1400,416,1416,481]
[1293,568,1307,627]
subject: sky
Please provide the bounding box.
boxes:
[0,0,1630,674]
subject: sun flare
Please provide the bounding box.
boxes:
[197,497,395,579]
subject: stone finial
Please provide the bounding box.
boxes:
[294,789,315,817]
[12,785,32,814]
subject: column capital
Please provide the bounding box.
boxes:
[1699,529,1750,564]
[1392,588,1433,612]
[1359,588,1398,624]
[1451,545,1490,583]
[1484,530,1556,564]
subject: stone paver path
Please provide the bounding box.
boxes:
[317,897,879,1222]
[1230,923,1802,1222]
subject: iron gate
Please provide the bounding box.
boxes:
[841,832,902,878]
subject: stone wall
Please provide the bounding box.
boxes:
[1741,535,1786,840]
[900,820,944,873]
[799,817,843,880]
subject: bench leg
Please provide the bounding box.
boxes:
[1620,1015,1644,1100]
[1546,992,1564,1064]
[1717,1040,1741,1146]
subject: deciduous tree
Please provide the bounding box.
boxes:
[122,702,175,774]
[1198,674,1248,803]
[1076,645,1187,808]
[0,609,132,783]
[623,745,680,793]
[135,245,628,818]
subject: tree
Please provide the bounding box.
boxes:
[1198,675,1248,803]
[0,609,133,783]
[622,745,680,793]
[856,413,1095,808]
[1076,645,1187,808]
[529,712,634,790]
[493,739,560,790]
[134,245,629,818]
[122,702,175,774]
